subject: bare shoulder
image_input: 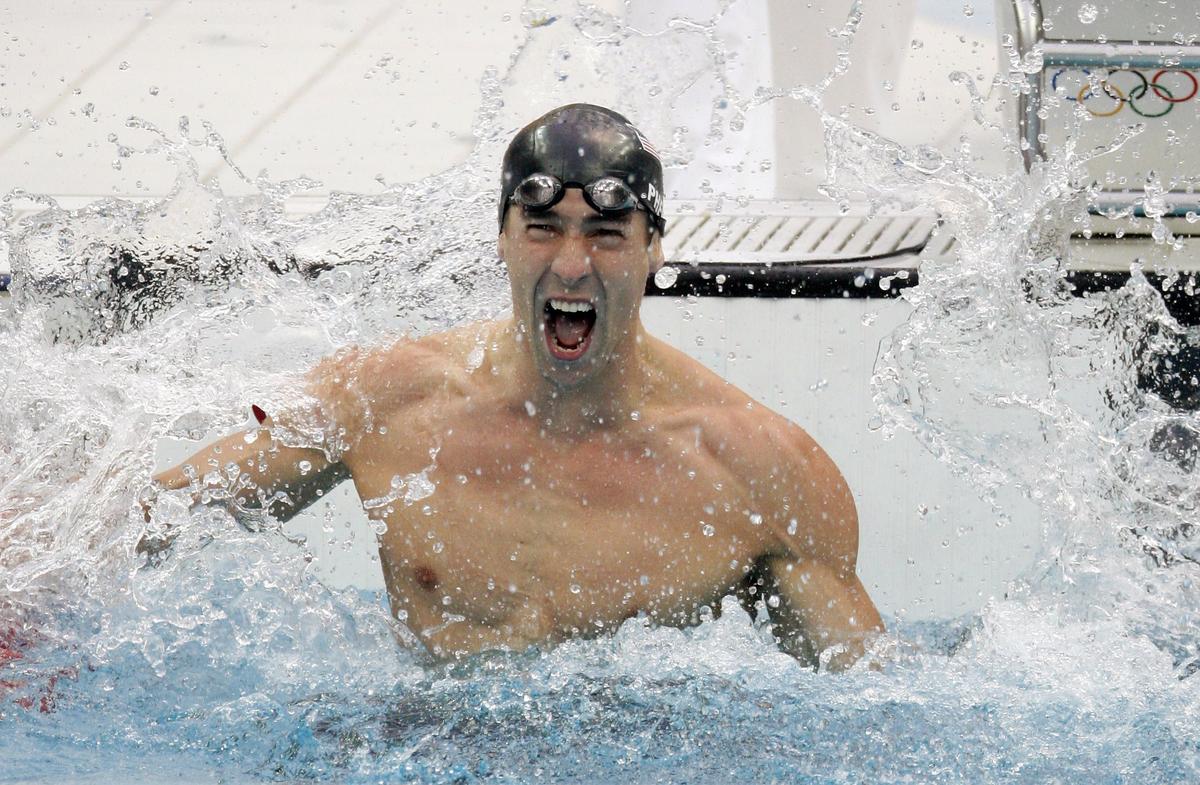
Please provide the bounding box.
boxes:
[733,406,859,570]
[648,336,858,567]
[646,334,796,455]
[305,321,493,433]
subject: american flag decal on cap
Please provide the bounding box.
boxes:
[629,123,661,163]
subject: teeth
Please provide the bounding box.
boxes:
[548,299,595,313]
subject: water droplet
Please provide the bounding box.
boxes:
[118,60,130,71]
[918,504,929,516]
[432,541,444,553]
[748,512,763,526]
[1077,3,1098,23]
[653,266,679,289]
[787,518,799,535]
[298,460,312,475]
[524,400,537,417]
[962,4,975,16]
[701,522,715,537]
[569,583,581,594]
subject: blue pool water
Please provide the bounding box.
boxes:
[5,598,1197,785]
[5,574,1197,785]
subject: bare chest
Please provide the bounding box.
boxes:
[346,413,773,645]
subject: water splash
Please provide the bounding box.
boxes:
[839,69,1200,679]
[2,0,1199,782]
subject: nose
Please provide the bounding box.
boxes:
[549,234,593,286]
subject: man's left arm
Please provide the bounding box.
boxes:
[761,554,883,671]
[752,421,884,670]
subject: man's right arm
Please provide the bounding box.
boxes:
[148,406,349,524]
[142,347,370,534]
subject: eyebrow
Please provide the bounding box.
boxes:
[520,209,633,230]
[583,214,633,229]
[520,207,561,224]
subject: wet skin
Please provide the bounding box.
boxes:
[151,191,883,669]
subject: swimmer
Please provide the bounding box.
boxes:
[146,104,883,669]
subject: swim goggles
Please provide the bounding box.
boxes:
[509,173,665,231]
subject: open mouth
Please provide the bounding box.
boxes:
[543,298,597,361]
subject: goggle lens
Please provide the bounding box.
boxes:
[584,177,637,213]
[514,173,561,208]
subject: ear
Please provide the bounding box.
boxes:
[498,208,519,261]
[647,232,665,274]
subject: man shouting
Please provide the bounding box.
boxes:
[148,104,883,669]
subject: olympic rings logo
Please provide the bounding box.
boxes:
[1051,68,1199,117]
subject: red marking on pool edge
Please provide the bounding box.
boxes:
[251,404,267,424]
[0,627,72,714]
[0,629,22,667]
[414,565,440,591]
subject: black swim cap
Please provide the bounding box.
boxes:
[499,103,665,233]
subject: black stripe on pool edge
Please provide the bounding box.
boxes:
[1068,269,1200,325]
[3,267,1199,325]
[644,262,917,298]
[645,264,1200,325]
